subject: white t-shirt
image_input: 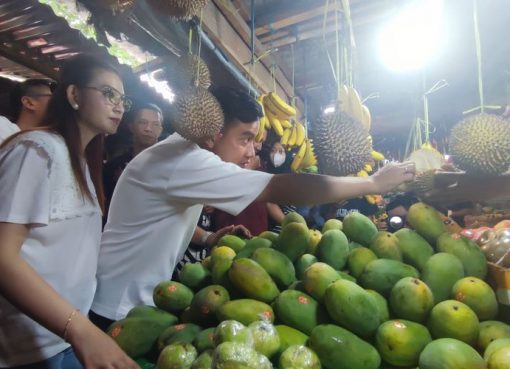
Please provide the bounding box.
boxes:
[0,131,102,367]
[0,116,20,144]
[93,133,273,320]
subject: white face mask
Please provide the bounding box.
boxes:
[271,152,286,167]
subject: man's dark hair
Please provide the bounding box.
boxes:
[211,86,263,128]
[128,102,163,124]
[386,194,419,212]
[9,79,56,121]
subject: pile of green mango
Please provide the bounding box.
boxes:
[107,203,510,369]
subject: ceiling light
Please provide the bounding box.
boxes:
[0,72,26,82]
[323,106,335,115]
[140,69,175,103]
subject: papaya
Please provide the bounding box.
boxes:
[251,247,296,289]
[216,299,274,325]
[126,305,178,327]
[307,229,322,254]
[322,218,343,233]
[343,212,378,246]
[324,279,380,338]
[427,300,479,346]
[156,343,197,369]
[421,252,464,304]
[188,285,230,326]
[216,234,246,253]
[487,346,510,369]
[418,338,486,369]
[347,247,378,278]
[316,229,350,270]
[407,202,448,246]
[375,319,432,367]
[258,230,279,243]
[478,321,510,352]
[178,263,212,291]
[452,277,498,321]
[282,211,307,227]
[436,233,488,279]
[294,254,317,280]
[302,262,340,302]
[309,324,381,369]
[190,350,213,369]
[279,345,321,369]
[485,338,510,361]
[274,222,310,262]
[157,323,202,351]
[153,281,194,314]
[274,325,309,358]
[366,289,390,323]
[389,277,434,323]
[107,317,169,359]
[272,290,328,335]
[192,328,216,353]
[394,228,434,270]
[358,259,419,297]
[370,231,402,261]
[228,258,279,303]
[234,237,272,259]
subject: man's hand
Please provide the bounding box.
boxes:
[370,161,416,193]
[205,225,252,248]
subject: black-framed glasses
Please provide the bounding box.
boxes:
[83,86,132,112]
[26,93,53,98]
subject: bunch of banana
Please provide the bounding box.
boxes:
[338,85,372,132]
[281,121,306,150]
[255,94,271,142]
[290,139,318,172]
[262,92,297,137]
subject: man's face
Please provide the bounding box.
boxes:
[24,84,52,122]
[212,118,259,168]
[129,108,163,148]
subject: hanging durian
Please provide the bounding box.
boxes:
[165,54,211,90]
[312,108,372,176]
[146,0,209,20]
[172,87,224,143]
[449,113,510,175]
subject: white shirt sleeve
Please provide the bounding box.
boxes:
[166,149,273,216]
[0,116,20,144]
[0,140,52,226]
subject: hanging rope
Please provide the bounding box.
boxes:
[423,78,448,144]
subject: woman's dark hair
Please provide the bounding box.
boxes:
[210,86,263,128]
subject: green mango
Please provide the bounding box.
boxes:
[273,289,329,335]
[478,321,510,352]
[316,229,350,270]
[234,237,272,259]
[375,320,432,367]
[294,254,318,280]
[427,300,479,346]
[188,285,230,326]
[190,350,213,369]
[418,338,486,369]
[251,247,296,289]
[487,346,510,369]
[366,289,389,323]
[126,305,178,327]
[389,277,434,323]
[342,212,378,246]
[216,299,274,325]
[370,231,402,261]
[192,328,216,353]
[484,338,510,360]
[228,258,279,303]
[258,231,279,243]
[274,325,308,359]
[217,235,246,252]
[436,233,488,279]
[274,222,310,262]
[324,279,380,338]
[452,277,498,321]
[309,324,381,369]
[337,270,356,283]
[211,342,264,369]
[302,262,341,302]
[248,320,281,358]
[178,263,212,291]
[358,259,419,297]
[282,211,307,227]
[347,247,378,279]
[279,345,321,369]
[322,218,343,233]
[394,228,434,271]
[153,281,194,314]
[407,202,448,246]
[421,252,464,304]
[157,324,202,352]
[156,343,197,369]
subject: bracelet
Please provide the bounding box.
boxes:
[201,231,213,246]
[63,309,79,342]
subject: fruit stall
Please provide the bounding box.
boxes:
[1,0,510,369]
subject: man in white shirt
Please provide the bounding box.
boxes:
[91,87,416,326]
[10,78,55,130]
[0,115,20,144]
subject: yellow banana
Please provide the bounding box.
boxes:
[280,119,292,129]
[346,86,364,125]
[361,105,372,131]
[280,127,292,146]
[295,122,306,146]
[263,95,289,120]
[255,117,267,142]
[371,150,385,161]
[291,140,308,172]
[268,92,296,118]
[269,115,284,136]
[364,164,373,173]
[300,139,317,168]
[287,124,298,147]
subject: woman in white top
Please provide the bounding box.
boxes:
[0,55,137,369]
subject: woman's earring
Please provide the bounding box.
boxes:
[72,103,79,110]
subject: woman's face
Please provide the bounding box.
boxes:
[270,142,286,167]
[76,69,126,136]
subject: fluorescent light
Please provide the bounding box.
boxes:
[378,0,445,71]
[0,72,27,82]
[324,106,335,115]
[140,69,175,103]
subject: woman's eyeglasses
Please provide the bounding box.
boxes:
[83,86,132,111]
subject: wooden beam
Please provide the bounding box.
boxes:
[0,38,58,79]
[207,1,302,110]
[231,0,250,21]
[255,0,323,29]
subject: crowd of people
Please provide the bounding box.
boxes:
[0,54,416,369]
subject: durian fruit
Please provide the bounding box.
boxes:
[312,109,372,176]
[172,87,224,143]
[407,145,446,174]
[146,0,209,20]
[165,54,211,90]
[408,169,437,198]
[450,113,510,175]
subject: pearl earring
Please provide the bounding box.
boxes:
[72,104,79,110]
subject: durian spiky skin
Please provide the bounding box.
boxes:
[173,87,224,143]
[450,113,510,175]
[312,110,372,176]
[164,55,211,91]
[146,0,209,20]
[409,169,436,198]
